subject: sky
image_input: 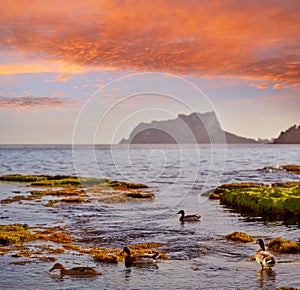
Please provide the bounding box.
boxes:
[0,0,299,144]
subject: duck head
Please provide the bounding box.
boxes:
[177,210,185,216]
[49,263,64,272]
[122,247,131,255]
[256,239,266,250]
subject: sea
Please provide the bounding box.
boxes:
[0,144,299,290]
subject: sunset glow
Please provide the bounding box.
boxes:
[0,0,299,143]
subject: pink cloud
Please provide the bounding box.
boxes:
[0,95,79,111]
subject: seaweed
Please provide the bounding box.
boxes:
[0,224,35,245]
[34,228,72,243]
[225,231,254,243]
[64,242,167,264]
[0,223,167,266]
[268,237,300,254]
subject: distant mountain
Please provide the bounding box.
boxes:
[120,112,258,144]
[273,125,300,144]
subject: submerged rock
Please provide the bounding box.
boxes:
[261,164,300,175]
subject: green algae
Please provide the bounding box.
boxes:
[0,174,47,183]
[225,231,254,243]
[0,174,108,187]
[211,182,300,220]
[0,174,148,189]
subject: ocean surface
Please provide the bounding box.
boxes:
[0,144,299,290]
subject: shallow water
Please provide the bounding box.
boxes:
[0,144,300,289]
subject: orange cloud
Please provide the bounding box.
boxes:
[249,83,269,89]
[45,73,70,83]
[56,73,70,82]
[0,0,299,86]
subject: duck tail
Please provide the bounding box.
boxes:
[266,258,275,265]
[152,252,160,260]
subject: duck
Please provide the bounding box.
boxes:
[122,247,159,267]
[255,239,275,270]
[49,263,102,277]
[177,209,201,222]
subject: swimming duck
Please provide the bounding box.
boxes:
[122,247,159,267]
[177,210,201,222]
[255,239,275,270]
[49,263,101,277]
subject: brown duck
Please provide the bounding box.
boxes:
[49,263,102,277]
[122,247,159,267]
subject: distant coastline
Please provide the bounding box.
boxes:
[120,112,300,145]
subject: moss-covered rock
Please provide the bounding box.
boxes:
[0,174,47,183]
[0,174,148,189]
[210,182,300,220]
[0,174,153,205]
[268,237,300,254]
[225,231,254,243]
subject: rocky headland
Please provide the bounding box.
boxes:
[273,125,300,144]
[120,112,258,144]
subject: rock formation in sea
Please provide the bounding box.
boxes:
[272,125,300,144]
[119,112,258,144]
